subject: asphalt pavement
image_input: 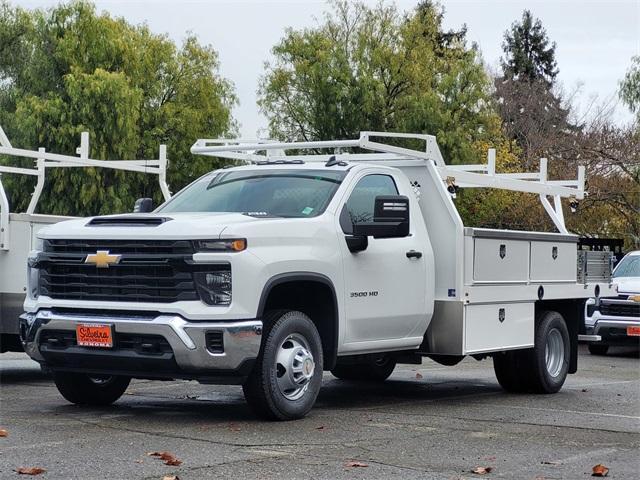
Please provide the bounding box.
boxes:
[1,345,638,479]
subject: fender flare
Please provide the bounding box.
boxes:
[257,272,339,370]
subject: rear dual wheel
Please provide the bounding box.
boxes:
[331,354,397,382]
[493,310,570,394]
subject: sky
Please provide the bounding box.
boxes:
[18,0,640,138]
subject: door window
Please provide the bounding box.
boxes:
[342,174,398,233]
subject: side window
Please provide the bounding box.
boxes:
[341,174,398,232]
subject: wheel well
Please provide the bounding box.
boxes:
[259,276,338,370]
[535,299,586,374]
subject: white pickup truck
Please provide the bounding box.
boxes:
[18,132,614,420]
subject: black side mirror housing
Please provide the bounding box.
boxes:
[133,197,154,213]
[352,195,410,238]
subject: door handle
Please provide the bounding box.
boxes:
[406,250,422,259]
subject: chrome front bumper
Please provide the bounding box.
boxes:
[20,309,262,377]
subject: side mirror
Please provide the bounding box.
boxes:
[133,197,154,213]
[352,195,410,238]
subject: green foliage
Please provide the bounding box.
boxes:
[0,0,236,216]
[500,10,558,86]
[258,0,501,165]
[620,55,640,118]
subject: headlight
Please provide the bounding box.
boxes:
[26,252,40,299]
[195,239,246,252]
[194,267,232,306]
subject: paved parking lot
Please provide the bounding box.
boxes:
[1,345,638,479]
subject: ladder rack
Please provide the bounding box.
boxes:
[191,131,585,234]
[0,124,172,250]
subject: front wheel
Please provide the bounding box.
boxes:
[53,372,130,405]
[243,310,323,420]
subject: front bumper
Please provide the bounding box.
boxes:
[19,309,262,383]
[582,313,640,346]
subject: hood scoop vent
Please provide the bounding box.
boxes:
[87,216,172,227]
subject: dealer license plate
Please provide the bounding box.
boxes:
[76,323,113,348]
[627,326,640,337]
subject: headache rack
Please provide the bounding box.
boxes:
[191,131,586,235]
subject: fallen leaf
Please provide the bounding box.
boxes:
[471,466,493,475]
[415,372,423,379]
[592,464,609,477]
[15,467,46,475]
[0,428,8,437]
[148,451,182,466]
[162,476,180,480]
[345,461,369,468]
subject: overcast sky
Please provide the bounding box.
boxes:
[19,0,640,137]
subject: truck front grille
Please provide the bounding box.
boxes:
[38,239,228,304]
[599,302,640,318]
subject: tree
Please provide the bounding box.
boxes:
[620,55,640,117]
[495,10,573,167]
[500,10,558,86]
[258,0,502,165]
[0,0,236,216]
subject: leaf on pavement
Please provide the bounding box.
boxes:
[345,461,369,468]
[415,372,423,379]
[592,464,609,477]
[162,476,180,480]
[0,428,8,437]
[471,466,493,475]
[15,467,46,475]
[147,451,182,466]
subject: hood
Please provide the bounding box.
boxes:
[614,277,640,295]
[38,212,266,240]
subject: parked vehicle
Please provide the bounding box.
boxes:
[18,132,615,420]
[0,126,170,352]
[583,251,640,355]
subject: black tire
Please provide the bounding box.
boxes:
[53,372,130,405]
[493,350,528,393]
[588,344,609,356]
[527,310,570,393]
[331,354,397,382]
[243,310,323,421]
[493,310,570,394]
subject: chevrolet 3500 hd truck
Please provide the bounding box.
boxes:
[18,132,614,420]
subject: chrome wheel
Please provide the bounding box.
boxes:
[545,328,564,378]
[275,333,315,401]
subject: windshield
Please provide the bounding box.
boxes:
[613,255,640,278]
[158,169,346,218]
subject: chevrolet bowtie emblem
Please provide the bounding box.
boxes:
[85,250,122,268]
[630,295,640,303]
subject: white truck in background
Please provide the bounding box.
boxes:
[0,125,171,352]
[16,131,615,420]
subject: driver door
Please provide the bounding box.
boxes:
[338,173,427,347]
